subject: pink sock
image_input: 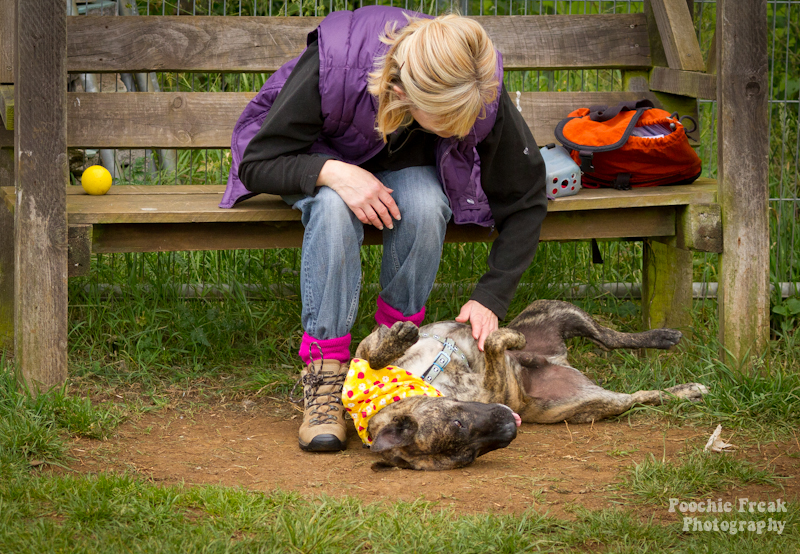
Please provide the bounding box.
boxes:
[375,296,425,328]
[299,333,351,365]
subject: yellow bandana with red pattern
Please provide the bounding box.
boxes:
[342,358,443,445]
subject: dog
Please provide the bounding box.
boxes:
[351,299,707,471]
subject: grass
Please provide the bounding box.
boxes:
[623,451,786,506]
[0,471,796,553]
[4,264,799,552]
[0,354,127,479]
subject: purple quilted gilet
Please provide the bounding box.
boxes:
[220,6,503,227]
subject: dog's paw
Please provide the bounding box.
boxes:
[665,382,708,402]
[367,321,420,368]
[390,320,419,344]
[484,328,526,353]
[650,329,683,349]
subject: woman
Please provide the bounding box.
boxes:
[220,6,547,452]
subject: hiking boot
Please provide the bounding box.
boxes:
[298,359,348,452]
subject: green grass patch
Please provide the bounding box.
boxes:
[623,451,785,506]
[0,356,127,477]
[0,471,795,554]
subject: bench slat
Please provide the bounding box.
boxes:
[649,67,717,100]
[2,180,716,225]
[87,207,676,253]
[67,14,650,73]
[61,180,714,206]
[66,90,658,149]
[4,183,714,254]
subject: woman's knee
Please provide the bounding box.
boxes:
[301,187,362,239]
[387,167,451,231]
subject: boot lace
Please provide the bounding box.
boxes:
[289,343,345,426]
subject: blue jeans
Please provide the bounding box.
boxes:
[290,165,452,340]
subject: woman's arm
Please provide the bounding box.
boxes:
[238,41,334,197]
[238,40,400,229]
[471,85,549,321]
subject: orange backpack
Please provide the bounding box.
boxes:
[555,99,702,190]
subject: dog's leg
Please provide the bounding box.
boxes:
[479,328,526,406]
[510,300,682,355]
[581,325,682,351]
[628,384,708,405]
[507,300,702,424]
[518,359,708,424]
[355,321,420,369]
[556,382,709,423]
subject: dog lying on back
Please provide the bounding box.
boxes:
[351,299,707,471]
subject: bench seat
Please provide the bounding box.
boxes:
[3,179,718,258]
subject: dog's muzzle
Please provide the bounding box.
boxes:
[472,403,519,458]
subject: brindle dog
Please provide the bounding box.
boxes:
[355,299,707,471]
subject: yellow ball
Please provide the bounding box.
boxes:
[81,165,113,195]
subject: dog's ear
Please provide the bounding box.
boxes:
[369,416,417,453]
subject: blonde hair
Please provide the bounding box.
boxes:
[368,14,499,141]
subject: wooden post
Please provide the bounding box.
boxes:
[716,0,770,364]
[705,30,717,75]
[642,238,693,333]
[644,0,669,69]
[0,0,14,84]
[0,0,14,351]
[650,0,705,71]
[14,0,68,391]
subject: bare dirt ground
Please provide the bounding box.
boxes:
[65,399,800,519]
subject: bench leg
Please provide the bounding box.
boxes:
[14,0,69,392]
[0,148,13,351]
[642,238,693,332]
[716,0,770,365]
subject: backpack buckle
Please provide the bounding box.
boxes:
[579,151,594,173]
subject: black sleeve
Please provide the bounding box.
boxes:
[238,41,335,197]
[472,85,548,320]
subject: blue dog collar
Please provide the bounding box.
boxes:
[420,333,466,385]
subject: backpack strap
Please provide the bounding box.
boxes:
[591,239,604,264]
[613,173,632,191]
[588,99,654,122]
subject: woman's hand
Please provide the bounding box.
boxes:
[317,160,401,230]
[455,300,499,352]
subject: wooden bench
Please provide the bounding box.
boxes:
[0,0,770,390]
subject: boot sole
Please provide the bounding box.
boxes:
[299,434,346,452]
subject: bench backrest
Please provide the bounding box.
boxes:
[65,13,681,152]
